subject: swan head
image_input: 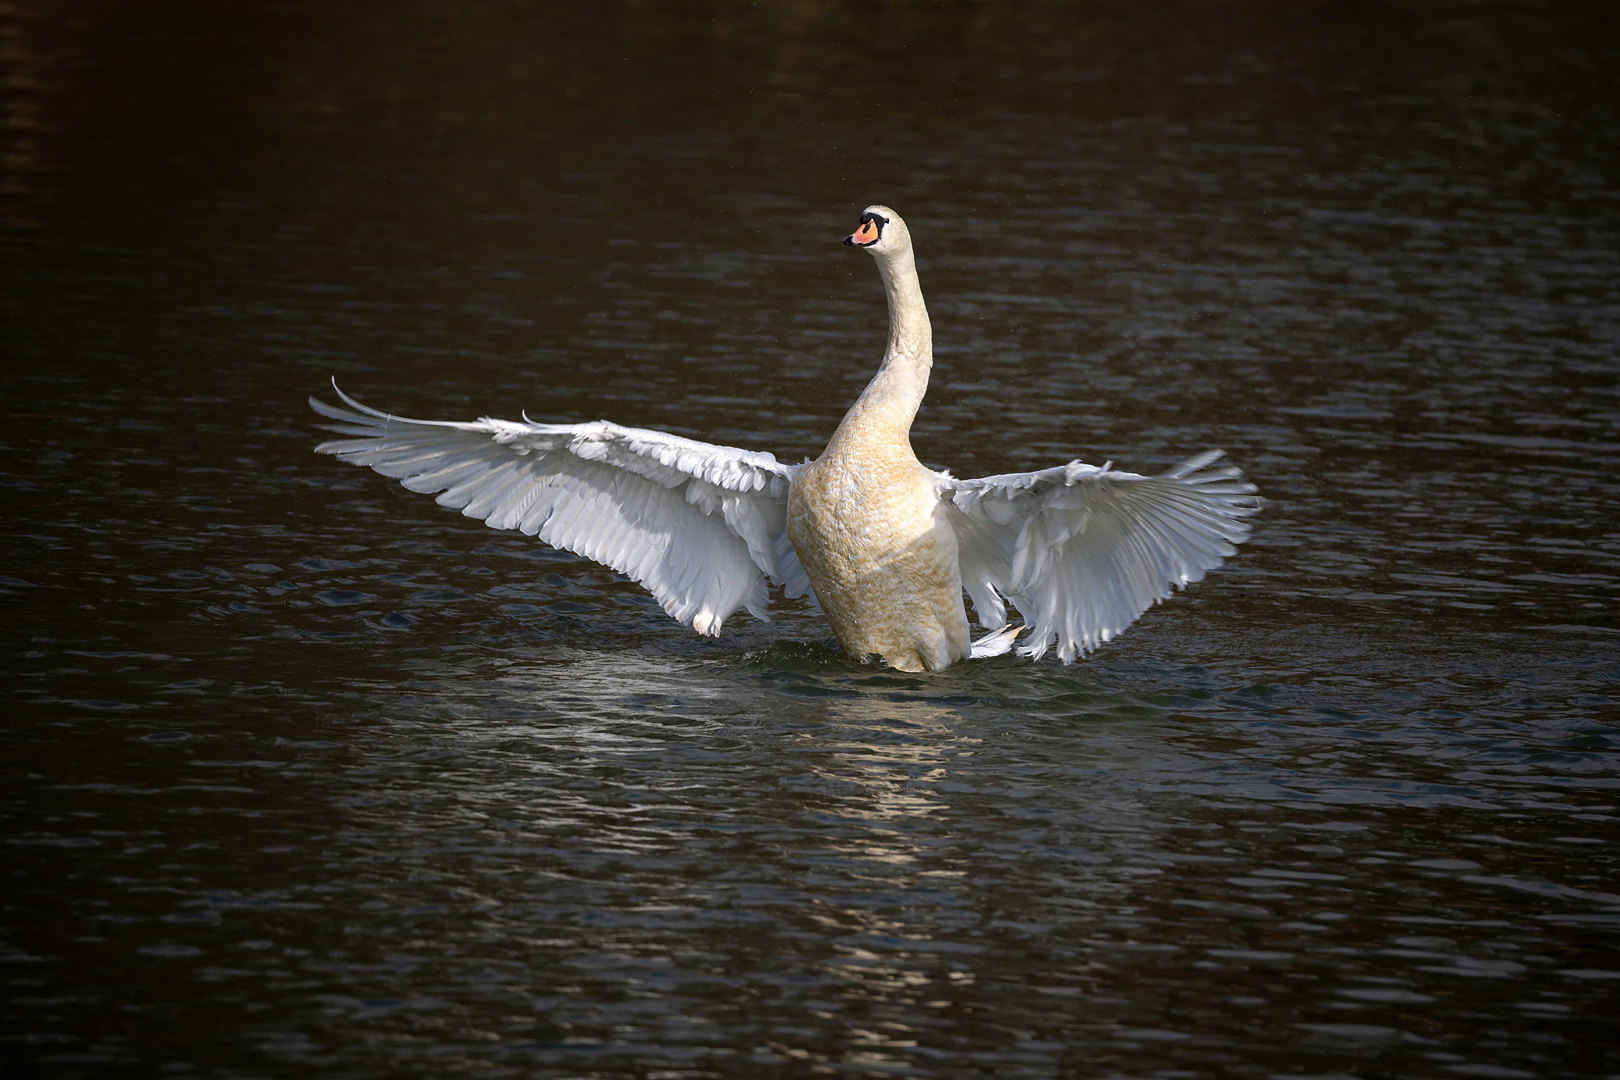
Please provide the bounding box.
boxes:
[843,204,911,257]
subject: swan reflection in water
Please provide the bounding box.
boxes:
[313,206,1259,671]
[397,643,1163,1024]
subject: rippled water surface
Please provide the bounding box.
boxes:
[4,1,1619,1076]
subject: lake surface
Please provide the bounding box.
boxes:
[4,1,1618,1076]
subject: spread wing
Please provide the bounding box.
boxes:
[311,384,811,636]
[945,451,1260,662]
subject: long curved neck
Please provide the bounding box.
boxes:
[825,246,933,455]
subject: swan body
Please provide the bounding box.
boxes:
[787,208,970,670]
[312,205,1259,671]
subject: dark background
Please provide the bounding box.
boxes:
[4,2,1618,1077]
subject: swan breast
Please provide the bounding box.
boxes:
[786,451,970,672]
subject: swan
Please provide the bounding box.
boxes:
[311,205,1259,671]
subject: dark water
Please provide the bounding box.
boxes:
[4,1,1619,1076]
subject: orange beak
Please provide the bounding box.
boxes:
[844,218,880,246]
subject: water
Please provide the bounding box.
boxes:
[4,1,1618,1076]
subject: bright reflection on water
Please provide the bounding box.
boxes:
[3,1,1618,1077]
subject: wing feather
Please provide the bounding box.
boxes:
[311,384,808,636]
[945,452,1260,662]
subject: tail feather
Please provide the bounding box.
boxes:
[969,624,1025,660]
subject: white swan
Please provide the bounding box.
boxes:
[312,205,1259,671]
